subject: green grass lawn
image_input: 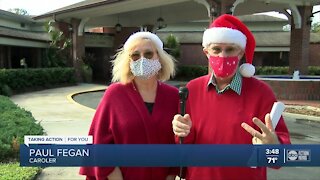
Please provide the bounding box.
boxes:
[0,162,41,180]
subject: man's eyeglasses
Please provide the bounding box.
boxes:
[130,50,155,61]
[208,45,240,55]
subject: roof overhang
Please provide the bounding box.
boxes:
[233,0,320,28]
[0,37,48,48]
[0,9,37,24]
[32,0,320,35]
[34,0,209,28]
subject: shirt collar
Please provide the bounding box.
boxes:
[207,70,242,95]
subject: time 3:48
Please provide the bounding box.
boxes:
[266,148,280,155]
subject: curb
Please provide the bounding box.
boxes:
[283,112,320,123]
[66,86,107,112]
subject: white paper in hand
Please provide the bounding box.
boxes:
[270,102,285,129]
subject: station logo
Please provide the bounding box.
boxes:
[286,149,311,162]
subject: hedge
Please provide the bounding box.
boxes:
[174,65,208,81]
[174,65,320,80]
[0,95,44,162]
[0,67,76,96]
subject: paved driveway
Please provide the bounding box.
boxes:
[11,83,320,180]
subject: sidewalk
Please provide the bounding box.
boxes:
[281,100,320,122]
[10,83,319,179]
[11,83,107,180]
[281,100,320,108]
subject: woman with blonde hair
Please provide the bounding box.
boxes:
[80,31,178,180]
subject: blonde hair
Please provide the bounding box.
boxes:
[111,37,176,84]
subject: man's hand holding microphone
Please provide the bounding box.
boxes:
[173,87,191,140]
[172,114,192,138]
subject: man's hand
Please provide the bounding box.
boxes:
[241,113,280,144]
[172,114,192,137]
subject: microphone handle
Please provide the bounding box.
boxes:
[179,137,184,144]
[180,101,186,115]
[178,88,188,180]
[179,100,186,144]
[179,100,186,180]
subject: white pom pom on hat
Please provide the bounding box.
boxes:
[203,14,256,77]
[123,31,163,51]
[239,63,255,77]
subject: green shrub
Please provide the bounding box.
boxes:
[174,66,320,80]
[0,67,76,96]
[308,66,320,75]
[0,84,12,96]
[174,65,208,81]
[0,95,44,162]
[0,162,41,180]
[255,66,289,75]
[256,66,320,75]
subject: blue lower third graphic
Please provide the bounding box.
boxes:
[20,145,320,167]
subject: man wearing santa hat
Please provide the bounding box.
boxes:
[172,14,291,180]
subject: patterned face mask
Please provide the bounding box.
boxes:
[209,56,239,78]
[130,57,161,79]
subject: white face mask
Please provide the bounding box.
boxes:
[130,57,161,79]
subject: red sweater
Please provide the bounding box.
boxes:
[80,82,179,180]
[181,75,291,180]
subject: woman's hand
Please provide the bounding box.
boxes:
[107,167,123,180]
[166,175,176,180]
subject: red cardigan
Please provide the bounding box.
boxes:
[80,82,179,180]
[180,75,291,180]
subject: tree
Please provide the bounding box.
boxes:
[164,34,180,60]
[311,22,320,33]
[81,53,96,83]
[43,20,72,67]
[8,8,29,15]
[282,22,320,33]
[282,24,291,32]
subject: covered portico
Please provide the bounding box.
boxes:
[34,0,320,81]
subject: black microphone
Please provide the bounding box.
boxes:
[178,86,189,144]
[178,86,188,180]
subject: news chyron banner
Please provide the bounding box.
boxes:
[22,135,93,165]
[20,136,320,167]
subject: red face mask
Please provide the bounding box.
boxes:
[209,56,239,78]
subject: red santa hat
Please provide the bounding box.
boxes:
[202,14,256,77]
